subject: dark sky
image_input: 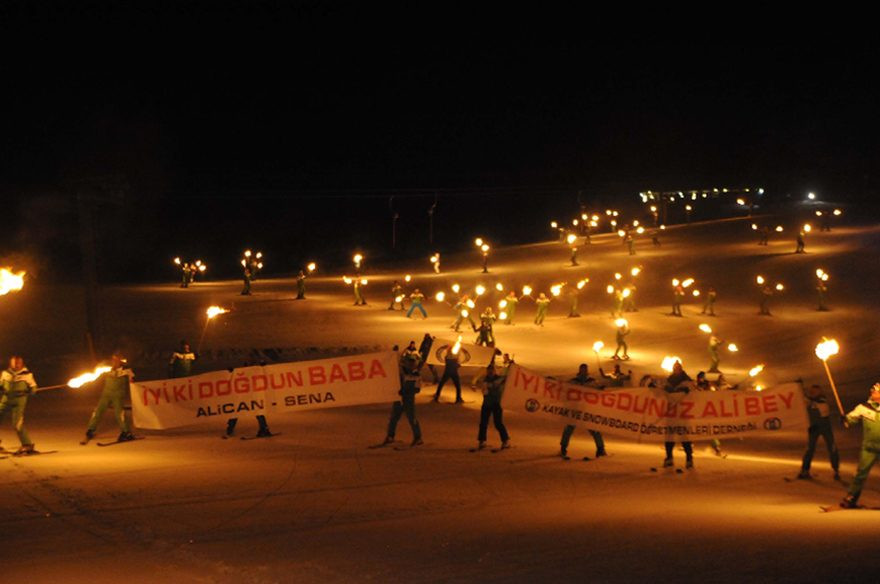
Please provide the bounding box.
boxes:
[1,5,877,278]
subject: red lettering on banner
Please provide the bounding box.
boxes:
[700,401,717,418]
[632,395,647,413]
[779,392,794,409]
[286,371,303,387]
[173,384,187,402]
[368,359,386,379]
[678,401,694,418]
[545,380,560,400]
[617,393,632,412]
[649,398,666,418]
[329,364,346,383]
[348,361,365,381]
[269,373,286,389]
[199,382,213,399]
[309,366,326,385]
[719,400,734,417]
[762,395,778,413]
[566,388,581,401]
[665,402,678,417]
[144,387,160,406]
[744,396,760,415]
[216,380,231,396]
[601,393,615,408]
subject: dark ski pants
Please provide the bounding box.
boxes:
[801,422,839,472]
[478,400,509,443]
[434,370,462,401]
[387,395,421,440]
[560,424,604,455]
[665,441,693,460]
[226,415,269,435]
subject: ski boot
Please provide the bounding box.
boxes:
[663,457,674,468]
[256,427,273,438]
[499,440,511,450]
[381,435,395,446]
[118,432,135,442]
[411,438,424,447]
[475,441,487,451]
[840,494,859,509]
[595,449,608,458]
[81,429,95,445]
[796,470,812,480]
[15,444,35,456]
[685,458,694,469]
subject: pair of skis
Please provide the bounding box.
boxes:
[80,436,145,447]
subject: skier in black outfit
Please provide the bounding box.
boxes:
[475,363,510,451]
[559,364,606,459]
[663,360,694,468]
[225,361,273,438]
[381,352,423,446]
[418,333,439,383]
[433,349,464,403]
[798,383,840,479]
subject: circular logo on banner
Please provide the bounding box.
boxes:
[763,417,782,431]
[525,399,540,413]
[434,344,472,364]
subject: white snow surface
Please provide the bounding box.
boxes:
[1,215,879,582]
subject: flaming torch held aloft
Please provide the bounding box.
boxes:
[0,268,26,296]
[815,338,844,415]
[199,306,230,352]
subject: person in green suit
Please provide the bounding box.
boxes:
[503,291,519,325]
[534,293,550,326]
[296,270,307,300]
[0,356,38,454]
[841,383,880,508]
[169,341,197,378]
[84,354,135,443]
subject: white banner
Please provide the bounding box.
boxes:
[425,337,497,368]
[506,364,807,442]
[131,351,400,430]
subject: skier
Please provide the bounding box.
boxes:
[611,288,624,318]
[181,263,192,288]
[534,292,550,326]
[381,351,423,446]
[389,280,404,310]
[650,229,661,247]
[83,353,135,443]
[241,266,252,295]
[559,364,606,460]
[225,361,275,438]
[670,284,685,317]
[759,285,773,315]
[840,383,880,508]
[758,226,769,246]
[701,286,717,316]
[503,291,519,325]
[353,278,367,306]
[567,283,581,318]
[406,289,427,319]
[451,296,476,332]
[663,360,694,468]
[612,319,630,360]
[0,356,38,455]
[474,308,496,346]
[169,341,197,378]
[708,334,723,373]
[795,229,806,253]
[296,270,307,300]
[418,333,439,383]
[433,347,463,403]
[623,285,637,313]
[402,340,420,363]
[816,279,829,311]
[625,232,635,256]
[798,384,840,480]
[432,253,441,274]
[474,363,510,451]
[598,364,631,387]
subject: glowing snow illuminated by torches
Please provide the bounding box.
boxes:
[815,338,840,361]
[661,356,682,372]
[0,268,26,295]
[67,366,112,388]
[206,306,229,319]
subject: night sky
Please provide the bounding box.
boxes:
[1,5,877,280]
